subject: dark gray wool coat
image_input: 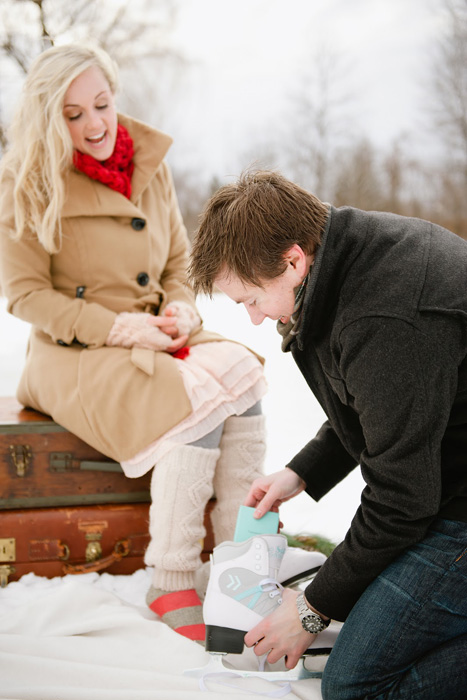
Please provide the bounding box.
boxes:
[283,205,467,622]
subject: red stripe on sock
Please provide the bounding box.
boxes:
[149,589,202,617]
[175,623,206,641]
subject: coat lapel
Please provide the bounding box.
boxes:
[122,114,173,202]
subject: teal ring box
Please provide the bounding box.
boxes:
[233,505,280,542]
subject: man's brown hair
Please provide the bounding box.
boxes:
[188,169,328,295]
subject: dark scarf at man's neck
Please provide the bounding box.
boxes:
[277,208,331,351]
[276,272,310,352]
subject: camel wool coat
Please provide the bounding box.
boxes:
[0,115,223,462]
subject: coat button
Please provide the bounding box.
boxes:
[131,217,146,231]
[136,272,149,286]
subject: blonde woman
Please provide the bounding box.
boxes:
[0,44,270,642]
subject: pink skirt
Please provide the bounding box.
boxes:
[121,341,267,477]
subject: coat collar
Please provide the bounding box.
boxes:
[62,113,173,218]
[291,206,368,350]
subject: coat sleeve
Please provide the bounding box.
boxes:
[157,161,199,316]
[301,315,458,621]
[286,420,358,499]
[0,181,116,348]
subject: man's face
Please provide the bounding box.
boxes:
[215,245,313,326]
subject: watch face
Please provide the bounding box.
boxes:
[303,614,325,633]
[296,593,329,633]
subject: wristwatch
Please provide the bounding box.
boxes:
[296,592,330,634]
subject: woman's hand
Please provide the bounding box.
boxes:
[160,301,201,337]
[105,312,188,353]
[244,588,315,669]
[244,467,306,518]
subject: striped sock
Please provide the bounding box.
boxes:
[147,586,205,642]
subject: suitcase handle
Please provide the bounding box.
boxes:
[79,461,123,472]
[62,539,130,575]
[49,453,123,472]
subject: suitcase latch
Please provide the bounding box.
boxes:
[9,444,32,477]
[0,565,16,588]
[0,539,16,587]
[85,533,103,562]
[0,538,15,562]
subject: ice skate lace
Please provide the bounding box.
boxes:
[199,578,291,697]
[259,577,283,605]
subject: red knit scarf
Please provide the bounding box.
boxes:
[73,124,135,198]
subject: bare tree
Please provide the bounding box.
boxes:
[430,0,467,157]
[382,139,406,214]
[379,137,432,218]
[0,0,183,151]
[333,139,384,211]
[284,48,355,201]
[0,0,214,234]
[428,0,467,235]
[171,166,212,240]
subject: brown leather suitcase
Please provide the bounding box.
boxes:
[0,397,152,510]
[0,398,214,585]
[0,502,214,585]
[0,502,151,584]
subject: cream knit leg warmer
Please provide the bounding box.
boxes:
[210,414,266,545]
[145,444,219,590]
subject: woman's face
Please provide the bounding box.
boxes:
[63,65,117,161]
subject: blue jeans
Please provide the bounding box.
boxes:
[321,518,467,700]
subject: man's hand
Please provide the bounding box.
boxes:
[244,468,306,518]
[244,588,315,669]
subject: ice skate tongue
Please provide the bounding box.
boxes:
[261,534,287,580]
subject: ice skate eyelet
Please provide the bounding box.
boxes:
[278,598,283,604]
[255,565,261,570]
[255,555,261,560]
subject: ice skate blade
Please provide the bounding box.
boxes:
[183,651,323,681]
[205,623,245,653]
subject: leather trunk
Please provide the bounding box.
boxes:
[0,398,214,586]
[0,397,152,510]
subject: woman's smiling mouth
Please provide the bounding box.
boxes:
[86,132,106,144]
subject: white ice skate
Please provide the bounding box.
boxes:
[194,540,325,602]
[279,545,326,587]
[184,534,339,689]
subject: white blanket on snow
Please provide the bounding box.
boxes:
[0,569,327,700]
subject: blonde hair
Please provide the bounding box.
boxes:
[0,44,119,253]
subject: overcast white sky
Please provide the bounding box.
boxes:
[159,0,447,177]
[0,0,450,182]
